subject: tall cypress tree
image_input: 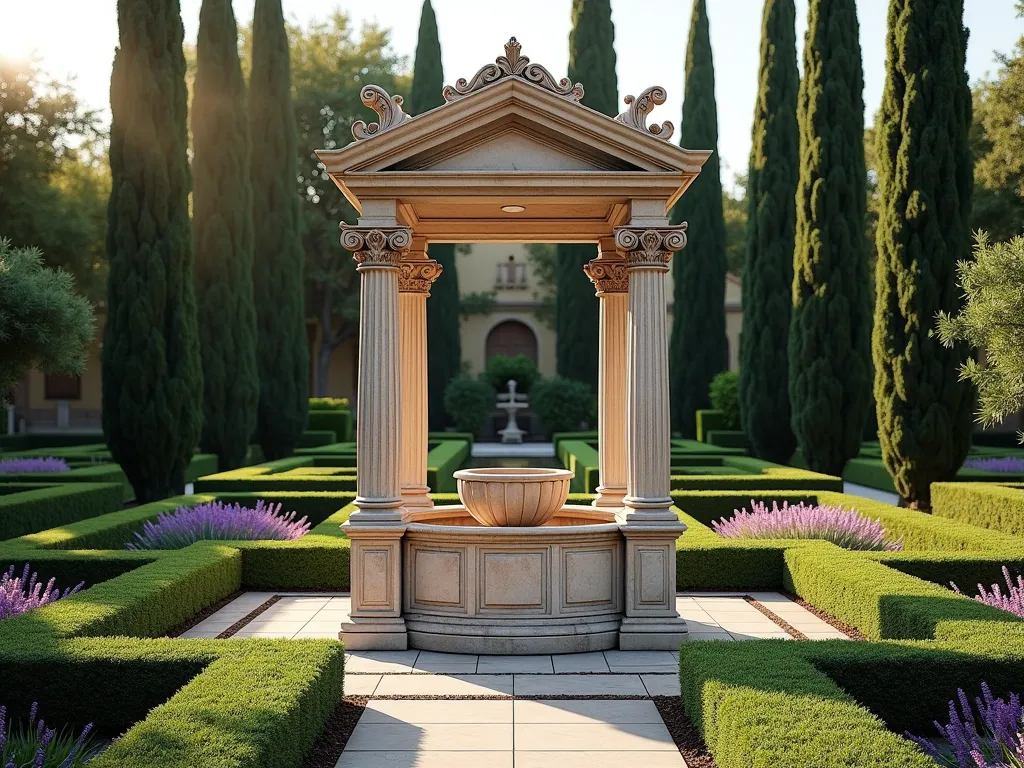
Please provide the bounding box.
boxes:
[103,0,203,502]
[555,0,617,390]
[872,0,974,509]
[410,0,462,430]
[250,0,309,460]
[738,0,799,463]
[670,0,727,436]
[192,0,259,470]
[789,0,872,477]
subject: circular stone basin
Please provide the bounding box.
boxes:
[453,467,573,527]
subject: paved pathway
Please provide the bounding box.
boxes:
[179,591,851,766]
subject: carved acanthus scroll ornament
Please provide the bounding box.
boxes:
[443,37,585,103]
[351,85,412,141]
[340,225,413,268]
[399,260,443,294]
[615,86,674,141]
[583,259,629,293]
[614,225,688,269]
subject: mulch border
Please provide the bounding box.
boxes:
[784,592,868,640]
[303,697,367,768]
[653,695,718,768]
[164,591,243,638]
[216,595,284,639]
[744,596,809,639]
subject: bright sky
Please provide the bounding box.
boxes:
[2,0,1020,189]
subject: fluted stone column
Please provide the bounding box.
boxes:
[339,223,412,650]
[584,237,628,509]
[614,224,690,650]
[399,238,442,509]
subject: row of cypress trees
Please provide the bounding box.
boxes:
[736,0,974,506]
[104,0,307,501]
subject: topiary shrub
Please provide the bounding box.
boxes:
[484,354,540,393]
[709,370,741,430]
[443,375,493,435]
[308,397,349,411]
[531,376,593,435]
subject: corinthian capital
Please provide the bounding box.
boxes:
[399,259,443,294]
[340,225,413,269]
[614,225,688,269]
[583,259,629,294]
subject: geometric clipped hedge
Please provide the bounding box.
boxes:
[427,439,470,493]
[559,441,840,493]
[931,482,1024,536]
[307,409,353,442]
[675,488,1024,768]
[0,482,125,540]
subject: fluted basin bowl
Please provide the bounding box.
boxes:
[453,467,574,527]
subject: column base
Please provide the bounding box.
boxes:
[340,617,409,650]
[592,485,626,509]
[618,495,680,525]
[351,496,410,524]
[618,616,688,651]
[400,486,434,510]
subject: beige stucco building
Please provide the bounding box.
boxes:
[8,257,742,433]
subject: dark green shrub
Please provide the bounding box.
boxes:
[443,375,492,435]
[308,397,349,411]
[532,376,593,435]
[484,354,540,393]
[709,371,741,430]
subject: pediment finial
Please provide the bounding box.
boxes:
[351,85,413,141]
[442,38,585,103]
[616,86,674,141]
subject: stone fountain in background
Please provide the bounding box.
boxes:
[496,379,527,443]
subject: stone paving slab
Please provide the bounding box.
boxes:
[345,723,513,751]
[514,699,662,724]
[362,700,512,724]
[513,674,647,696]
[516,722,676,751]
[373,674,514,697]
[641,674,681,696]
[515,752,685,767]
[337,752,514,767]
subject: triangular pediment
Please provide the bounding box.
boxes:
[319,77,708,177]
[386,120,642,173]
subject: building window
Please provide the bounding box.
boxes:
[495,254,528,289]
[44,373,82,400]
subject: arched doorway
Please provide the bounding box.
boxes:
[485,320,538,363]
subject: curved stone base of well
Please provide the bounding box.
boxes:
[406,614,621,655]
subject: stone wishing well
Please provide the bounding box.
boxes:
[315,38,710,653]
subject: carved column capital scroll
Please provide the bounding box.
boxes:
[583,259,629,294]
[398,259,443,294]
[340,225,413,269]
[613,225,688,270]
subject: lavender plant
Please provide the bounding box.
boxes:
[712,500,904,551]
[907,683,1023,767]
[963,456,1024,473]
[125,500,310,550]
[952,566,1024,618]
[0,565,84,620]
[0,702,101,767]
[0,458,70,474]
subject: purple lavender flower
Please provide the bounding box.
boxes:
[0,458,70,474]
[907,682,1024,767]
[963,456,1024,473]
[0,703,98,767]
[0,565,84,621]
[125,500,311,550]
[712,500,904,551]
[952,566,1024,619]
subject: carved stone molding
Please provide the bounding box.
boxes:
[583,259,629,293]
[352,85,412,141]
[614,225,688,269]
[443,37,584,103]
[340,225,413,268]
[399,260,443,294]
[615,87,674,141]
